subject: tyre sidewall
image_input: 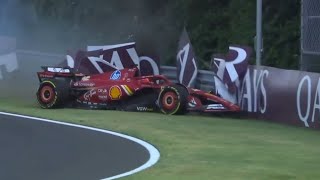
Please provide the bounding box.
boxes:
[37,81,59,108]
[158,86,184,115]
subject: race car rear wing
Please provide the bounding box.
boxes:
[41,66,74,73]
[37,66,83,82]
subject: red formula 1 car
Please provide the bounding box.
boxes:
[36,67,240,115]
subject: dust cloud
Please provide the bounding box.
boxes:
[0,0,181,103]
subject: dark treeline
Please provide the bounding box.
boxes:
[0,0,300,69]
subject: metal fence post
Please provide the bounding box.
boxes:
[256,0,263,66]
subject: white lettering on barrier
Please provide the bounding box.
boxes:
[214,47,247,83]
[239,69,268,113]
[260,70,268,113]
[297,76,320,127]
[240,70,252,112]
[296,75,311,127]
[88,56,119,73]
[66,55,74,68]
[82,48,159,75]
[253,69,263,112]
[139,56,160,75]
[312,78,320,123]
[127,47,140,67]
[177,43,190,84]
[108,51,124,69]
[177,43,198,87]
[225,47,247,82]
[66,44,159,75]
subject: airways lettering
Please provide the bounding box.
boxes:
[67,44,159,75]
[177,43,198,87]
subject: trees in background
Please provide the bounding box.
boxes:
[161,0,300,69]
[3,0,300,69]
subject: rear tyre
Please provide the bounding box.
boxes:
[36,79,70,109]
[158,85,189,115]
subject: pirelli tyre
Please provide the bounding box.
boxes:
[36,79,70,109]
[158,85,189,115]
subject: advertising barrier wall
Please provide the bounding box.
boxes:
[242,65,320,128]
[6,49,320,129]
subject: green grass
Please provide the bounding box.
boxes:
[1,98,320,180]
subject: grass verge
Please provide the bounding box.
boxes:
[1,98,320,180]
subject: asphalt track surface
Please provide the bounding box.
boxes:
[0,112,160,180]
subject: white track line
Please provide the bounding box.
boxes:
[0,111,160,180]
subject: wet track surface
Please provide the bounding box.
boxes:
[0,113,153,180]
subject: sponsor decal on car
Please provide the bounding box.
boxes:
[110,70,121,80]
[47,67,71,73]
[97,88,108,101]
[121,85,133,96]
[136,107,153,112]
[206,104,226,110]
[39,74,54,78]
[98,95,108,101]
[98,88,107,93]
[84,89,97,101]
[74,82,95,87]
[109,85,122,100]
[188,98,197,107]
[82,76,91,81]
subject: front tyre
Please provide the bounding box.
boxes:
[158,85,188,115]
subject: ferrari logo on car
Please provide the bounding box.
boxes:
[109,85,122,100]
[188,98,197,107]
